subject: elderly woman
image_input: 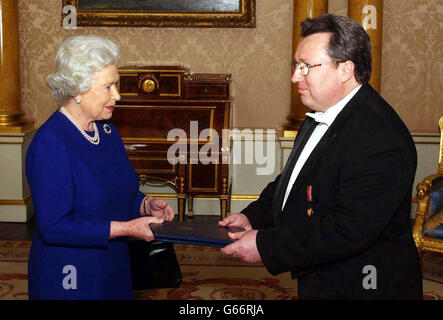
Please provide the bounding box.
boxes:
[25,35,174,299]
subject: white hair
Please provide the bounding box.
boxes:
[46,35,120,104]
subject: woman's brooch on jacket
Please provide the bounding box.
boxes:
[103,124,112,134]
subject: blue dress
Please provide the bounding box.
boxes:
[26,111,145,299]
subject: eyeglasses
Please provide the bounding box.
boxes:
[292,60,344,76]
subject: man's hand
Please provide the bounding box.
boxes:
[221,229,261,263]
[218,213,252,230]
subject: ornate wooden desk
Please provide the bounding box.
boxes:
[113,66,232,221]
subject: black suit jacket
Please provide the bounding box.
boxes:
[242,83,422,299]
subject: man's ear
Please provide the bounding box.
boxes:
[340,60,355,82]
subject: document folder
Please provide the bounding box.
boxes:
[149,220,245,248]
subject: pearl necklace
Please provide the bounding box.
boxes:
[60,106,100,145]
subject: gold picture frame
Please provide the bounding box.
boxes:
[62,0,256,28]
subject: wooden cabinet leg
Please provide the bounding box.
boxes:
[219,181,232,221]
[220,197,228,221]
[227,180,232,214]
[177,196,186,222]
[187,194,194,218]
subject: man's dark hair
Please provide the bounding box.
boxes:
[301,14,372,84]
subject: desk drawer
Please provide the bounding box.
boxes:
[185,84,227,98]
[128,155,177,175]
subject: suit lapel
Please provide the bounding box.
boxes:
[271,118,314,218]
[281,83,373,211]
[285,128,338,202]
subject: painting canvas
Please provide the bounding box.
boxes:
[77,0,241,12]
[64,0,255,27]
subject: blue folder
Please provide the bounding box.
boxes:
[149,220,245,248]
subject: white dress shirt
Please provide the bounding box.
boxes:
[281,85,362,209]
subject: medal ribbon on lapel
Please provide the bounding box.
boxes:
[307,185,314,216]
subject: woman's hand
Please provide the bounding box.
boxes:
[110,216,164,242]
[126,216,164,242]
[143,197,175,221]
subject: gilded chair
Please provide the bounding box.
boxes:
[413,116,443,258]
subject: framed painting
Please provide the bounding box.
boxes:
[62,0,256,28]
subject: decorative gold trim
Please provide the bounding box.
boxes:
[0,141,27,145]
[283,130,299,138]
[116,105,216,110]
[0,121,35,133]
[439,116,443,174]
[0,196,32,206]
[421,238,443,252]
[185,73,232,82]
[62,0,256,28]
[231,194,259,200]
[137,168,176,175]
[0,110,27,127]
[424,212,443,232]
[223,102,230,129]
[143,193,260,201]
[221,103,231,153]
[145,193,178,199]
[119,69,188,73]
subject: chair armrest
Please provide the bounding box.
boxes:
[413,173,443,247]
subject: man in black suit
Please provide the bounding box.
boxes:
[220,14,422,299]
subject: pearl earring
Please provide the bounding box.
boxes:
[75,98,81,104]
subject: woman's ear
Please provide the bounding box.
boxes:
[73,95,81,104]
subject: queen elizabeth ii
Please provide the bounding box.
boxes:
[25,35,174,299]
